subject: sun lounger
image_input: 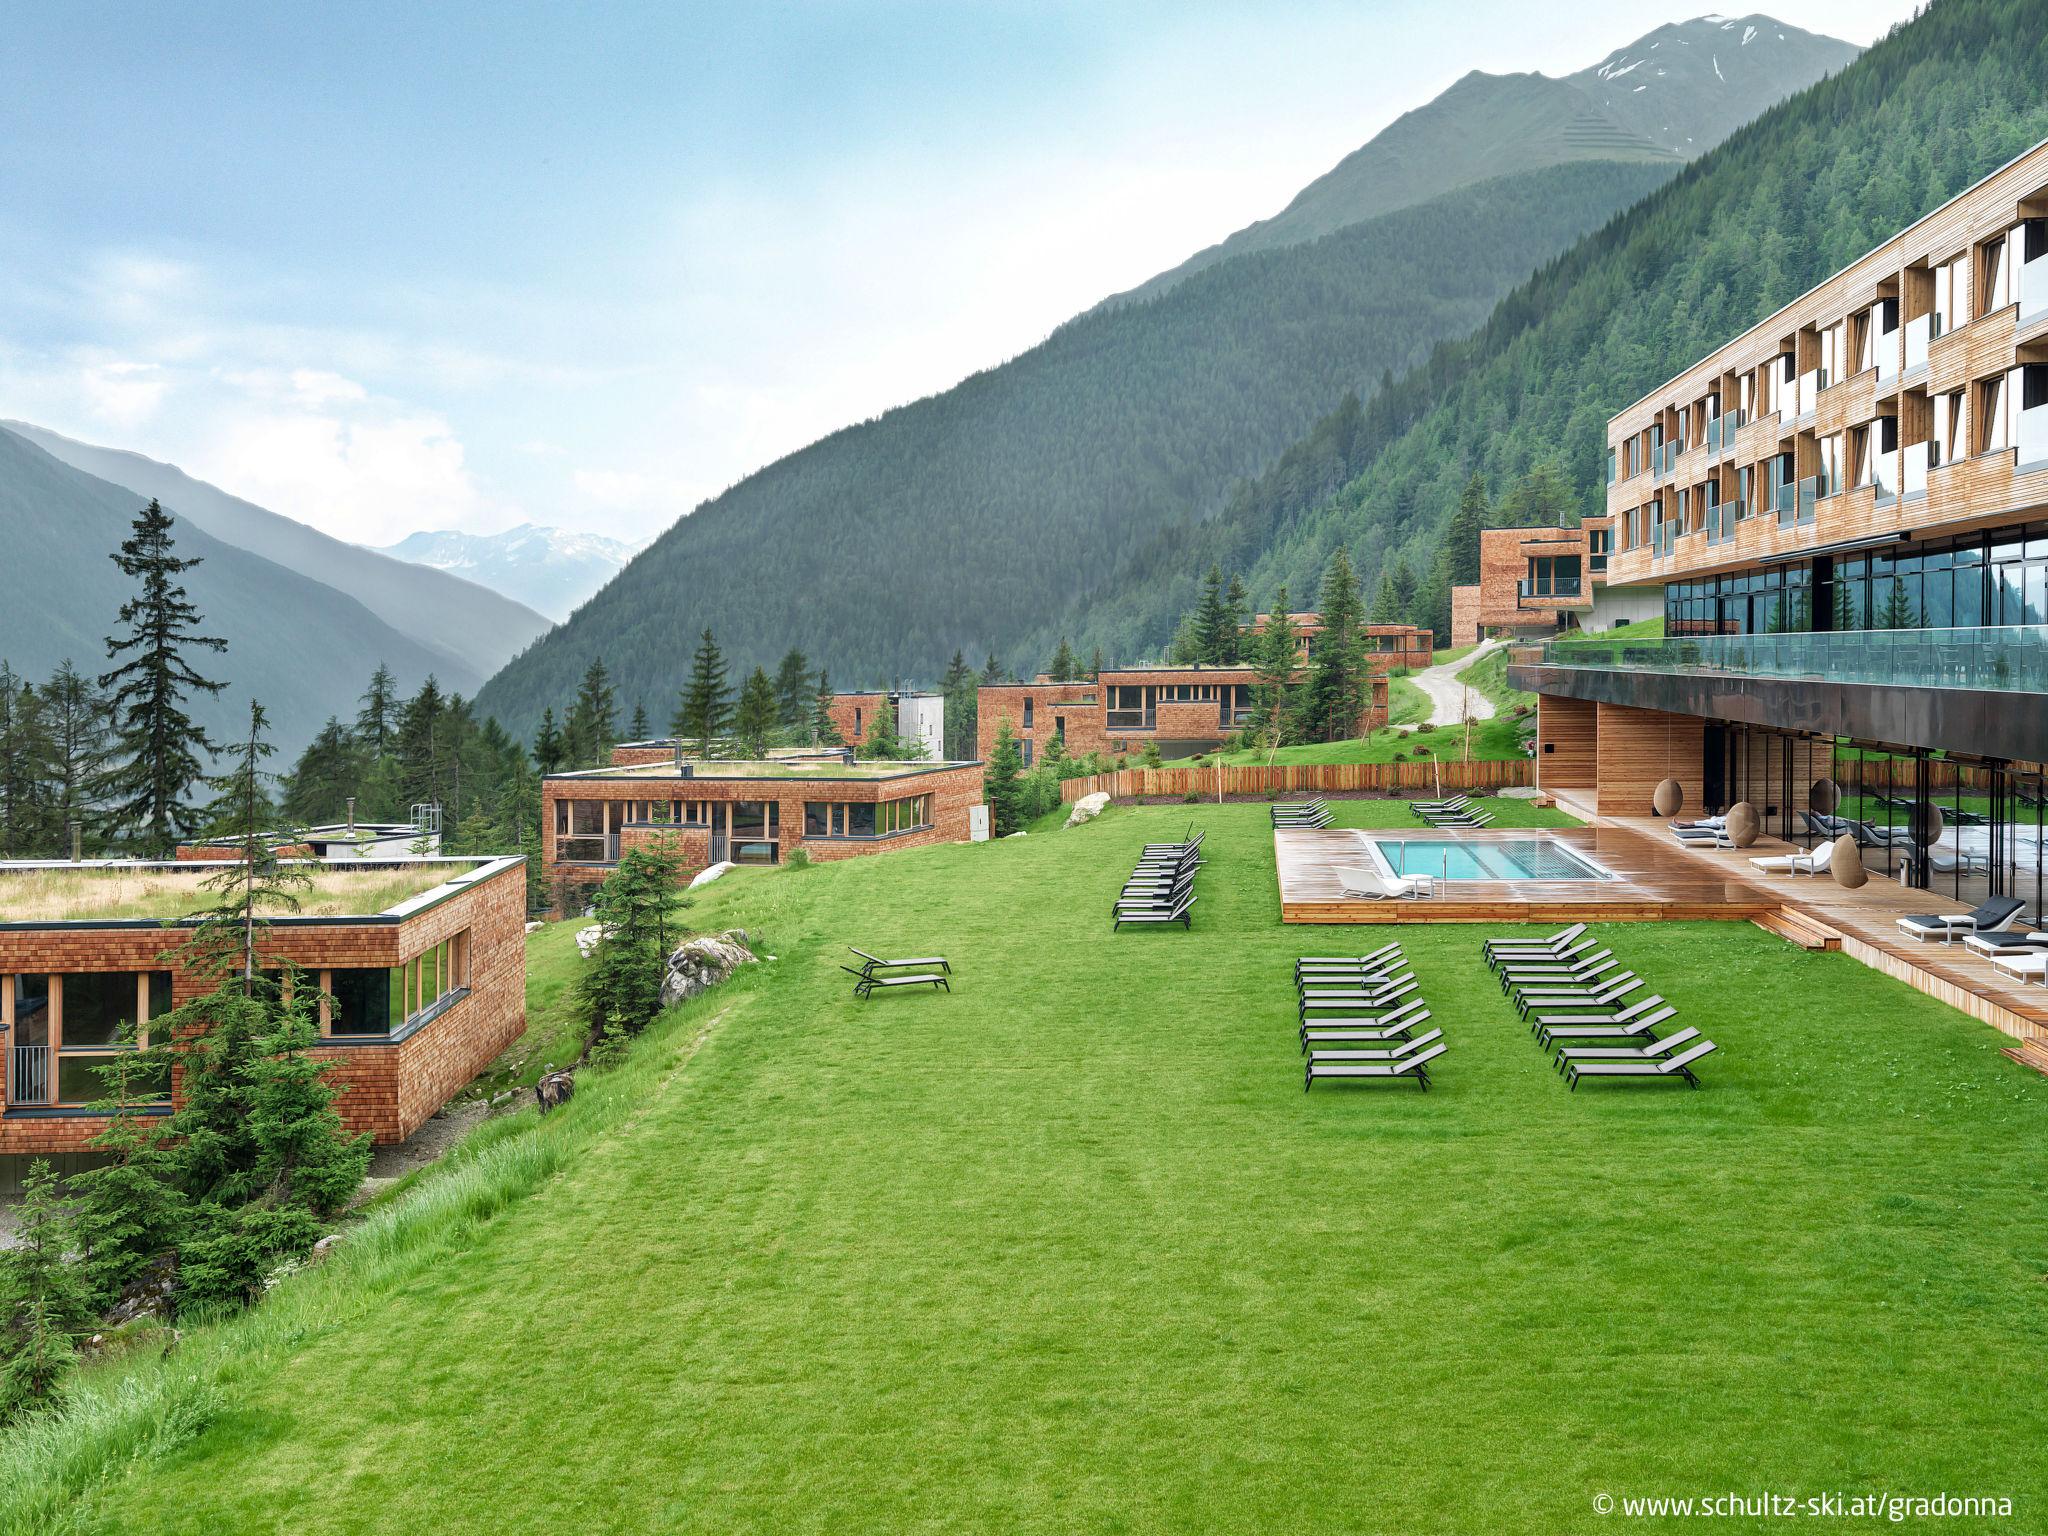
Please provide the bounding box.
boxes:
[1300,1002,1432,1049]
[1299,977,1418,1020]
[1298,972,1415,1003]
[1113,895,1196,930]
[1747,840,1837,877]
[1424,811,1494,829]
[1308,1030,1445,1066]
[1483,922,1586,960]
[1535,1002,1675,1051]
[1553,1026,1701,1072]
[1296,943,1403,975]
[1512,972,1640,1018]
[1295,959,1405,985]
[1305,1043,1445,1091]
[1529,993,1668,1035]
[839,966,949,1000]
[1896,895,2025,944]
[1489,933,1597,969]
[1671,824,1735,850]
[848,947,951,976]
[1960,931,2048,960]
[1989,951,2048,986]
[1334,867,1435,900]
[1503,955,1617,996]
[1564,1038,1716,1090]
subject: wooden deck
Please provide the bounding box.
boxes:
[1274,825,1778,925]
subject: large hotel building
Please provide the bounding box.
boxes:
[1513,137,2048,910]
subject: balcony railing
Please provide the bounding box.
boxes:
[1537,624,2048,694]
[1518,577,1583,601]
[1903,314,1930,373]
[1901,440,1929,498]
[10,1044,51,1106]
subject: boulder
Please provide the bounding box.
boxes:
[1065,792,1111,828]
[1498,786,1543,800]
[1830,834,1868,889]
[574,924,605,959]
[524,920,545,935]
[688,861,738,890]
[660,928,759,1009]
[103,1252,179,1328]
[535,1070,576,1114]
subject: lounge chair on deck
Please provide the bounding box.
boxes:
[1296,943,1402,977]
[840,966,949,1000]
[849,947,950,976]
[1671,824,1735,850]
[1748,840,1836,877]
[1989,951,2048,986]
[1300,1003,1432,1050]
[1484,923,1586,962]
[1564,1038,1716,1090]
[1334,866,1434,900]
[1305,1042,1445,1091]
[1895,896,2024,945]
[1960,930,2048,960]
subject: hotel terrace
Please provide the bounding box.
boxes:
[1491,136,2048,1062]
[0,855,527,1175]
[542,749,985,894]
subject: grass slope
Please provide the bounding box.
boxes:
[1217,715,1530,765]
[59,804,2048,1533]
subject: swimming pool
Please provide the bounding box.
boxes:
[1369,836,1615,882]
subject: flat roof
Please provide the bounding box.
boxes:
[548,758,979,783]
[0,856,521,927]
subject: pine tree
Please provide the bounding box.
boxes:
[859,698,906,760]
[1049,637,1079,680]
[810,670,845,748]
[198,700,311,990]
[773,649,813,730]
[985,719,1026,836]
[1251,586,1299,758]
[97,500,227,855]
[564,657,617,768]
[1443,472,1491,587]
[1299,548,1368,741]
[244,986,371,1217]
[1388,558,1418,622]
[71,1037,185,1308]
[0,666,54,858]
[674,629,731,754]
[577,846,683,1055]
[629,703,650,742]
[982,655,1005,685]
[533,707,565,774]
[1221,575,1249,663]
[1369,568,1403,624]
[281,718,367,826]
[395,676,450,812]
[1191,564,1233,663]
[1877,577,1918,630]
[40,661,109,856]
[733,667,778,756]
[0,1161,89,1424]
[355,665,398,756]
[1086,646,1104,682]
[939,650,977,759]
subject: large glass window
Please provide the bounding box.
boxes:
[330,967,394,1036]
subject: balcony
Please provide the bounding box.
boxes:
[10,1043,50,1106]
[1537,625,2048,694]
[1518,577,1584,604]
[1903,315,1930,374]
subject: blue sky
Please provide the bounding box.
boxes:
[0,1,1914,547]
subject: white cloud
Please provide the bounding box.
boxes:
[76,359,168,429]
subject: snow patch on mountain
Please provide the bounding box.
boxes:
[373,523,638,622]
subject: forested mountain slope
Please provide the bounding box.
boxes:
[2,420,551,682]
[0,427,467,757]
[1103,14,1855,310]
[1029,0,2048,666]
[477,157,1674,735]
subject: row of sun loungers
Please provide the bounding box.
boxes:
[1272,799,1330,829]
[840,945,952,1000]
[1485,924,1716,1089]
[1410,795,1494,831]
[1113,828,1202,930]
[1298,941,1446,1090]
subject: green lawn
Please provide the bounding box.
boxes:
[47,803,2048,1534]
[1386,672,1432,726]
[1216,714,1530,765]
[1459,645,1534,714]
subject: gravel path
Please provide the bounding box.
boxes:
[1412,639,1502,726]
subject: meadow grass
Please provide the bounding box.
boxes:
[0,866,460,924]
[1216,715,1530,765]
[26,802,2048,1534]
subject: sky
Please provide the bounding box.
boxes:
[0,1,1917,550]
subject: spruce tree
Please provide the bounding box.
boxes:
[355,665,398,757]
[245,985,371,1217]
[733,667,778,756]
[533,707,566,773]
[40,661,109,856]
[395,676,450,812]
[97,500,227,855]
[565,657,618,768]
[0,1161,89,1424]
[1251,586,1299,758]
[939,650,976,759]
[1299,548,1368,741]
[577,846,683,1056]
[985,719,1026,836]
[1222,575,1249,663]
[0,666,54,858]
[1049,637,1079,680]
[810,670,845,748]
[629,703,650,742]
[1087,646,1104,682]
[199,700,311,990]
[675,629,731,754]
[1442,473,1491,587]
[1191,564,1232,663]
[773,648,812,729]
[982,655,1005,685]
[859,699,905,760]
[72,1037,185,1308]
[1388,558,1418,623]
[1370,569,1403,624]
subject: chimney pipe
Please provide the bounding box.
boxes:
[70,821,81,863]
[674,739,685,774]
[346,796,357,835]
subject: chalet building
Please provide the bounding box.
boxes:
[1447,519,1662,644]
[1,855,526,1175]
[825,690,945,759]
[1511,135,2048,910]
[978,664,1389,765]
[542,754,985,895]
[1244,615,1433,671]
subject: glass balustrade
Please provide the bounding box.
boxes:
[2020,402,2048,467]
[1876,330,1899,383]
[1903,315,1930,373]
[1872,449,1898,505]
[1901,440,1929,497]
[2023,251,2048,322]
[1538,625,2048,693]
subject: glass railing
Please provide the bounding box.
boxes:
[1774,480,1797,526]
[1901,440,1929,497]
[556,834,619,864]
[2022,253,2048,322]
[1797,474,1822,523]
[1706,417,1722,452]
[1872,449,1897,504]
[1876,330,1899,383]
[2020,403,2048,466]
[1518,578,1583,600]
[1904,314,1930,372]
[1535,625,2048,693]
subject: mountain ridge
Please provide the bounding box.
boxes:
[372,523,635,622]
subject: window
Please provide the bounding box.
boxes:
[1980,232,2012,316]
[804,801,834,837]
[330,967,396,1036]
[1019,739,1034,768]
[8,971,174,1107]
[1980,374,2011,454]
[1022,697,1034,729]
[1933,255,1964,336]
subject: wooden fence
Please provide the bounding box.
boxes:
[1057,759,1533,802]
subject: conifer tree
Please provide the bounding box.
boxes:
[810,670,845,747]
[244,985,371,1217]
[773,648,812,729]
[1442,472,1491,587]
[200,700,310,990]
[859,696,906,759]
[675,629,731,754]
[97,500,226,855]
[40,661,109,855]
[577,845,683,1057]
[355,664,398,756]
[1221,575,1248,663]
[1049,637,1079,680]
[1251,586,1300,758]
[982,655,1004,685]
[395,676,450,811]
[629,703,650,742]
[0,1161,89,1424]
[939,650,977,759]
[1389,558,1417,621]
[985,719,1026,836]
[733,667,778,756]
[533,707,566,773]
[0,665,54,858]
[1191,564,1233,663]
[1087,646,1104,682]
[1299,549,1368,741]
[564,656,618,768]
[1370,568,1403,624]
[71,1035,185,1308]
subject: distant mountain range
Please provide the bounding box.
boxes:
[373,524,635,622]
[1104,16,1857,310]
[474,12,1856,739]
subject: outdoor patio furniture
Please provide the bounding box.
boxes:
[1564,1038,1716,1090]
[1297,943,1403,975]
[1512,972,1641,1018]
[1671,824,1736,850]
[1295,958,1405,983]
[1299,977,1419,1020]
[1747,840,1836,877]
[1334,866,1435,900]
[1490,933,1597,969]
[1113,894,1197,930]
[1300,1005,1433,1050]
[1307,1029,1445,1065]
[1496,948,1613,991]
[1305,1043,1445,1091]
[1529,993,1668,1037]
[1553,1026,1701,1072]
[839,966,950,1001]
[1504,956,1618,997]
[848,947,951,976]
[1895,895,2024,944]
[1988,951,2048,987]
[1484,923,1586,960]
[1424,811,1495,830]
[1536,1002,1676,1050]
[1413,795,1471,815]
[1960,931,2048,960]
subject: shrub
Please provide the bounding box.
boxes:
[784,846,812,870]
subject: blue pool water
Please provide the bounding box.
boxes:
[1371,837,1613,882]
